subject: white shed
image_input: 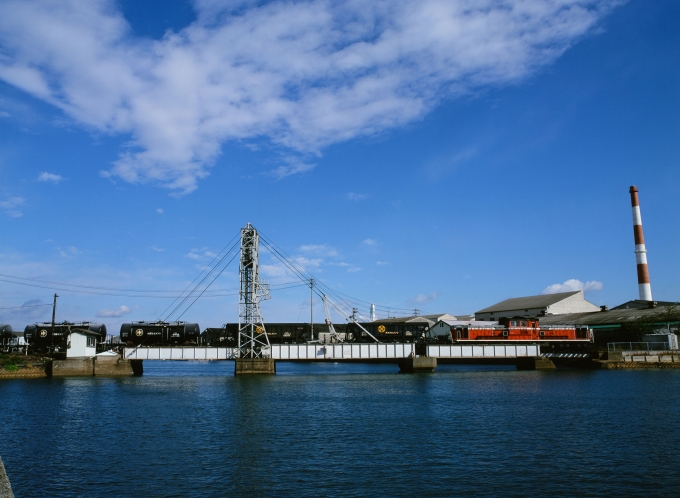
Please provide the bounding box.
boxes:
[66,330,98,358]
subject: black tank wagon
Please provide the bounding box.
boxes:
[24,322,107,354]
[120,321,201,346]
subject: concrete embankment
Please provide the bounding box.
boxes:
[0,456,14,498]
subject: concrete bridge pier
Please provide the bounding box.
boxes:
[235,358,276,375]
[516,357,556,370]
[397,356,437,373]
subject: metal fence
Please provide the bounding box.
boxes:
[607,342,671,352]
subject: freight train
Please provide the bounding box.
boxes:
[24,322,108,354]
[201,323,348,345]
[120,321,201,346]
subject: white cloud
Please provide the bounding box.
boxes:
[346,192,367,201]
[150,246,165,252]
[362,238,377,246]
[156,208,164,214]
[0,110,10,118]
[410,291,440,304]
[376,261,389,266]
[0,196,25,218]
[37,172,64,183]
[0,0,618,193]
[542,279,604,294]
[96,305,131,318]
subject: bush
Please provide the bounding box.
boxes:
[5,363,18,371]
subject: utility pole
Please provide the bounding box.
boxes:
[413,308,420,317]
[51,293,58,351]
[51,293,58,328]
[309,278,315,341]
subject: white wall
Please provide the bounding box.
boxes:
[67,332,97,358]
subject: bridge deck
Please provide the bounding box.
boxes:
[123,343,541,360]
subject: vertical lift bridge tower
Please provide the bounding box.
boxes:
[235,223,276,374]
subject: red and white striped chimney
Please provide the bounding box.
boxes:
[629,186,652,301]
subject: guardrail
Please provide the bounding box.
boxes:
[607,342,671,352]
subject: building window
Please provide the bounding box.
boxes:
[87,337,95,347]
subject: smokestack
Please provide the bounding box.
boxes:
[629,186,652,301]
[370,304,377,322]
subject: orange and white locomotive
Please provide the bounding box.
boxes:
[449,317,591,343]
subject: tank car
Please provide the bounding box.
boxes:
[201,326,237,346]
[1,324,14,351]
[120,321,201,346]
[24,322,107,354]
[346,322,422,343]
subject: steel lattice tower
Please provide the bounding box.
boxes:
[238,223,270,358]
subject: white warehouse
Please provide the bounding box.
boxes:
[475,290,600,321]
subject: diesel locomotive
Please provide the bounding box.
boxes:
[447,317,591,343]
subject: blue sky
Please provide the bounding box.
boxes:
[0,0,678,330]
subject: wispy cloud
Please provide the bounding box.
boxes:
[346,192,367,202]
[59,246,80,257]
[37,172,64,184]
[409,292,440,305]
[265,157,316,179]
[149,246,165,252]
[299,244,338,257]
[0,0,619,193]
[96,305,131,318]
[0,298,51,324]
[0,196,25,218]
[542,279,604,294]
[362,238,377,247]
[156,208,164,214]
[376,261,389,266]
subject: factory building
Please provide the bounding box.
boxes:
[474,290,600,321]
[538,302,680,345]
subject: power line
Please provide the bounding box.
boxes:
[0,303,53,310]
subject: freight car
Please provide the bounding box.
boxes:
[202,323,348,345]
[24,322,107,354]
[120,321,201,346]
[448,317,591,343]
[1,324,15,352]
[345,321,423,343]
[224,323,311,344]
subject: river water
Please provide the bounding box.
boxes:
[1,362,679,497]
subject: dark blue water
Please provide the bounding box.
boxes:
[2,362,679,497]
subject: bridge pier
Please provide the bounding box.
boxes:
[235,358,276,375]
[397,356,437,373]
[516,357,556,370]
